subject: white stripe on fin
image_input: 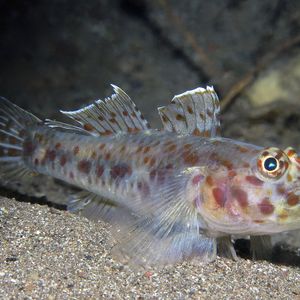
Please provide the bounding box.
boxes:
[60,85,150,136]
[158,86,221,137]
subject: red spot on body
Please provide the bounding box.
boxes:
[287,193,299,206]
[96,165,104,177]
[258,198,275,215]
[212,187,226,207]
[122,111,128,116]
[231,187,248,208]
[55,143,61,150]
[192,174,204,185]
[167,144,177,152]
[221,159,233,170]
[183,151,199,165]
[287,149,296,157]
[78,160,92,174]
[46,149,56,161]
[73,146,80,155]
[103,130,113,136]
[245,175,264,186]
[228,170,237,178]
[60,155,67,166]
[206,176,214,186]
[143,146,150,154]
[237,146,249,153]
[23,140,36,156]
[192,128,202,136]
[84,123,94,131]
[110,164,132,179]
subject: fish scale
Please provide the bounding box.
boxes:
[0,85,300,267]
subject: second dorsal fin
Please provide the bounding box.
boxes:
[60,85,150,136]
[158,86,221,137]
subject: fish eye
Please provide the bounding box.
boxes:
[263,156,278,172]
[257,147,289,180]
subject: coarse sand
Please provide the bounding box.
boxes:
[0,196,299,299]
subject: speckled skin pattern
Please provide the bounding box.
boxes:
[23,126,300,236]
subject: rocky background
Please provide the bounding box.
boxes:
[0,0,300,298]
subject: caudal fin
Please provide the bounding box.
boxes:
[0,97,41,184]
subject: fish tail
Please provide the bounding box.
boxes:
[0,97,41,184]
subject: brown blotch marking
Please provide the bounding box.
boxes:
[203,130,210,137]
[46,149,56,161]
[245,175,264,186]
[105,153,111,160]
[120,145,126,153]
[183,151,199,165]
[228,170,237,178]
[199,112,205,120]
[23,140,36,156]
[287,193,299,206]
[131,112,137,118]
[55,142,61,150]
[69,171,74,179]
[96,165,104,177]
[287,149,296,157]
[161,115,168,123]
[261,151,269,157]
[192,128,202,136]
[136,146,143,154]
[237,146,248,153]
[144,156,150,164]
[109,118,117,124]
[143,146,150,154]
[254,220,265,224]
[176,114,185,121]
[258,198,275,215]
[84,123,94,131]
[243,162,250,168]
[149,157,156,167]
[9,136,18,145]
[91,151,97,159]
[99,143,106,150]
[231,187,248,208]
[150,169,165,183]
[60,154,67,166]
[276,185,286,195]
[287,173,293,182]
[78,160,92,174]
[192,174,204,185]
[122,111,129,117]
[167,144,177,152]
[103,130,113,136]
[187,106,193,114]
[221,159,233,170]
[212,187,226,207]
[34,158,39,166]
[35,133,44,143]
[206,109,213,118]
[98,115,104,121]
[206,176,214,186]
[110,164,132,179]
[183,143,192,150]
[110,112,116,118]
[8,148,19,156]
[73,146,80,155]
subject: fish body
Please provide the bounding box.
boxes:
[1,85,300,265]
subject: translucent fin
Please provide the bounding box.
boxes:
[0,97,41,184]
[158,86,221,137]
[111,173,216,267]
[250,235,273,260]
[217,236,238,260]
[60,85,150,136]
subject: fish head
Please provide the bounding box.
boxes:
[197,146,300,235]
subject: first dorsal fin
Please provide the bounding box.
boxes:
[60,85,150,136]
[158,86,221,137]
